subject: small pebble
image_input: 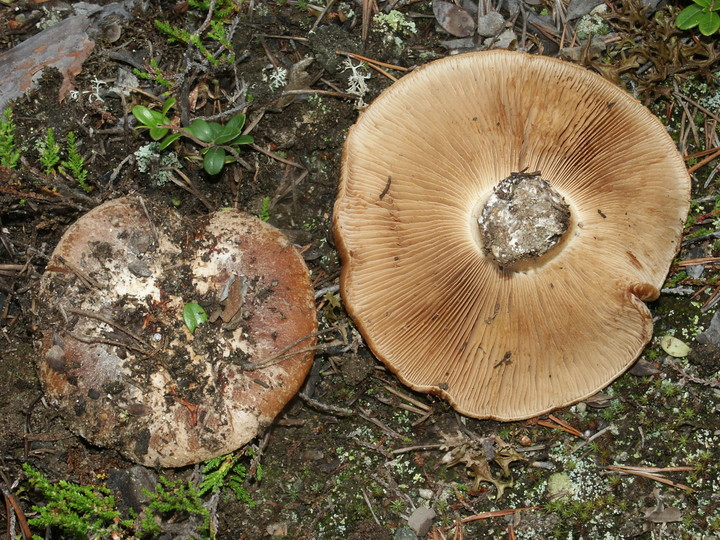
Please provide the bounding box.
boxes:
[394,527,418,540]
[476,11,505,37]
[408,505,436,536]
[418,488,434,500]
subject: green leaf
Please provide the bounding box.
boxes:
[225,114,247,133]
[161,96,176,117]
[159,132,183,150]
[186,119,213,141]
[692,0,712,9]
[698,10,720,34]
[149,125,169,141]
[232,135,254,146]
[215,126,243,145]
[186,119,223,142]
[676,4,705,28]
[183,302,208,333]
[203,146,226,175]
[132,105,163,128]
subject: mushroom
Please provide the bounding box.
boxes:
[36,196,316,467]
[333,51,690,420]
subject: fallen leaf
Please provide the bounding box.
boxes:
[660,335,691,357]
[433,0,476,37]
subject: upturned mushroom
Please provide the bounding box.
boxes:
[36,196,316,467]
[334,51,691,421]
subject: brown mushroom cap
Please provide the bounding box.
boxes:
[36,197,316,466]
[334,51,691,421]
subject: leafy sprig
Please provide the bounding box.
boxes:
[61,132,91,192]
[36,128,61,175]
[0,108,21,169]
[199,451,257,506]
[23,463,133,539]
[676,0,720,35]
[142,476,214,539]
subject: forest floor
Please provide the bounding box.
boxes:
[0,0,719,538]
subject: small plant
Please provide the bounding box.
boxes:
[22,463,133,539]
[60,132,91,192]
[133,58,174,89]
[184,115,254,175]
[132,97,177,143]
[258,196,271,222]
[676,0,720,35]
[199,451,257,505]
[154,0,237,67]
[142,476,214,539]
[132,98,254,175]
[0,107,21,168]
[36,128,61,175]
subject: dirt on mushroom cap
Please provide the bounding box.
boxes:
[35,196,317,467]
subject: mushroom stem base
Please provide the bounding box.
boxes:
[479,172,571,267]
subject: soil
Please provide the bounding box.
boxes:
[0,1,719,539]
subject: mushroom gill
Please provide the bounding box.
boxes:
[334,51,691,421]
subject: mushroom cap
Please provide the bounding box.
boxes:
[334,51,690,421]
[36,197,316,466]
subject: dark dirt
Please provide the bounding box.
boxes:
[0,0,719,539]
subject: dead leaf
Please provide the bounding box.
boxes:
[433,0,476,37]
[583,392,613,408]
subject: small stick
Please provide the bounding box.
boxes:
[167,168,214,212]
[241,327,339,370]
[383,384,430,411]
[673,92,720,124]
[361,488,381,526]
[336,50,410,72]
[67,331,159,362]
[299,392,353,416]
[250,143,305,169]
[688,147,720,175]
[54,255,101,290]
[310,0,337,32]
[570,425,613,453]
[137,196,160,247]
[358,410,406,440]
[391,443,445,455]
[461,506,540,524]
[684,145,720,160]
[0,473,32,540]
[606,464,694,492]
[282,88,357,100]
[65,307,153,349]
[256,34,309,42]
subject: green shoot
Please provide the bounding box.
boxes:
[184,114,253,175]
[154,0,237,66]
[142,476,214,539]
[36,128,61,175]
[61,132,91,192]
[131,96,178,143]
[23,463,133,539]
[0,107,21,168]
[199,452,256,505]
[258,196,271,222]
[133,58,174,89]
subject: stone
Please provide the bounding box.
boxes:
[408,505,436,536]
[476,12,505,37]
